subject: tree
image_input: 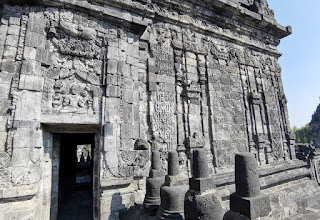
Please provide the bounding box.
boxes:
[310,104,320,147]
[293,125,311,144]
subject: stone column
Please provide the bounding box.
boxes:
[144,151,165,216]
[185,149,223,220]
[157,151,189,220]
[224,153,271,219]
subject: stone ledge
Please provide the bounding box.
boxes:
[0,183,38,201]
[100,177,133,189]
[214,160,309,187]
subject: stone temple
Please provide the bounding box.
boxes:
[0,0,320,219]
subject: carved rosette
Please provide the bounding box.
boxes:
[118,150,150,177]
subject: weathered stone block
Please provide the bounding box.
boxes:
[106,74,118,85]
[19,74,44,91]
[121,103,133,123]
[119,39,128,51]
[23,46,36,60]
[21,60,40,75]
[106,85,120,97]
[10,148,31,166]
[105,98,121,123]
[122,88,133,104]
[123,78,133,89]
[118,61,131,78]
[187,72,198,81]
[127,56,139,66]
[0,99,10,115]
[186,58,197,67]
[121,124,139,139]
[3,46,17,59]
[107,46,119,60]
[9,17,21,26]
[35,48,52,66]
[7,25,20,35]
[229,193,271,219]
[0,34,6,46]
[1,59,20,74]
[27,13,45,34]
[0,132,7,151]
[0,116,8,132]
[0,84,10,99]
[25,31,45,48]
[108,60,118,74]
[131,65,139,81]
[121,138,134,150]
[0,72,13,84]
[186,65,197,74]
[0,25,8,35]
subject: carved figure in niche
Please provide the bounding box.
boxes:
[183,28,197,52]
[52,78,94,114]
[152,25,171,45]
[183,28,195,42]
[78,85,93,114]
[172,30,183,49]
[60,84,80,113]
[52,94,62,108]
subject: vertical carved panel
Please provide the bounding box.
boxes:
[149,25,177,156]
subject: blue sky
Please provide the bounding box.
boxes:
[268,0,320,128]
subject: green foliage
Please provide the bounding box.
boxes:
[293,125,311,144]
[310,104,320,147]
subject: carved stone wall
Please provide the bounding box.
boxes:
[0,0,295,219]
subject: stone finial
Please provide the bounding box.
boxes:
[168,151,180,176]
[152,150,161,170]
[189,149,215,193]
[185,149,223,220]
[235,152,260,197]
[225,152,271,219]
[193,149,209,179]
[157,151,189,219]
[144,150,165,216]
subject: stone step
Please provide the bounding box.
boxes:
[264,177,320,219]
[213,160,308,188]
[215,165,311,203]
[220,177,320,218]
[260,166,311,190]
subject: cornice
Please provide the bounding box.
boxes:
[1,0,291,56]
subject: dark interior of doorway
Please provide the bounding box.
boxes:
[58,133,95,220]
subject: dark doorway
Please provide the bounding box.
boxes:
[58,133,95,220]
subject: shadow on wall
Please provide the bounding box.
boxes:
[109,192,151,220]
[108,193,127,220]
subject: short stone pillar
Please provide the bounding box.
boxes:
[144,151,165,216]
[157,151,189,220]
[224,153,271,219]
[184,149,223,220]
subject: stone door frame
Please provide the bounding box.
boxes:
[42,124,101,220]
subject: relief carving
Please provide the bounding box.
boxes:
[52,79,94,114]
[52,37,100,59]
[118,150,150,177]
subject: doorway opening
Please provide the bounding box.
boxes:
[57,133,95,220]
